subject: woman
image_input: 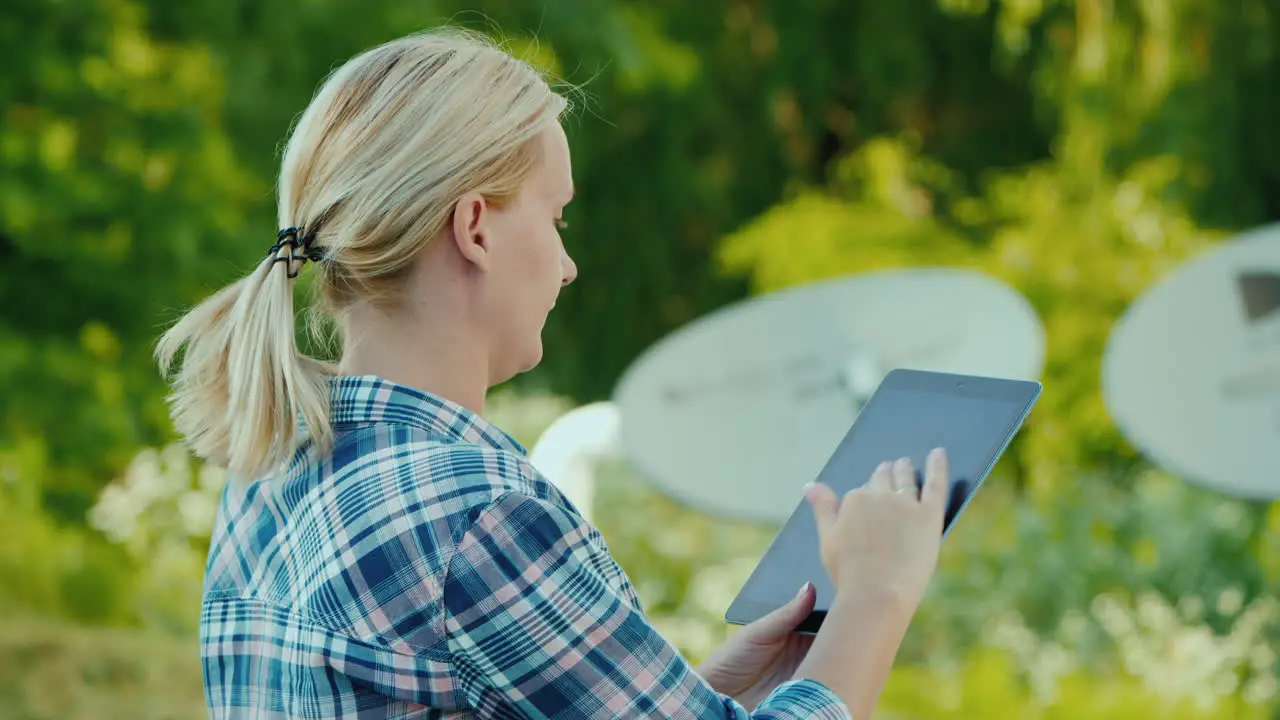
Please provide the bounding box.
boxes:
[159,28,950,719]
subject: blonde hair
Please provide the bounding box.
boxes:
[156,28,569,479]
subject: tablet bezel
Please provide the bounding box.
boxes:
[722,368,1041,633]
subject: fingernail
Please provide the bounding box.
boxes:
[928,447,944,466]
[876,461,891,472]
[802,482,823,503]
[796,581,812,598]
[896,457,912,469]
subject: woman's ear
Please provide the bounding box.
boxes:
[450,191,491,271]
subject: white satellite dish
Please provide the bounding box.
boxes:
[1102,223,1280,499]
[612,267,1046,524]
[527,402,622,523]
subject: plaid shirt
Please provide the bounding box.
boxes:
[201,375,850,719]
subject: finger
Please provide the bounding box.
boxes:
[804,482,839,544]
[920,447,950,514]
[865,461,894,494]
[730,582,815,649]
[892,457,917,497]
[756,581,817,633]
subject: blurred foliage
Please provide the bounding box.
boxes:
[0,0,260,523]
[2,0,1280,717]
[0,613,204,720]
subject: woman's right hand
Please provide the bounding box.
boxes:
[803,448,950,611]
[792,449,951,718]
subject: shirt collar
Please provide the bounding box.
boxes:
[329,375,527,456]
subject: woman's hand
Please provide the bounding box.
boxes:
[804,449,949,609]
[698,582,817,710]
[705,450,951,715]
[791,448,951,719]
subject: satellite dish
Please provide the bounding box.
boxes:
[1102,223,1280,499]
[527,402,622,523]
[612,267,1046,524]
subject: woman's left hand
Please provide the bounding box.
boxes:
[697,582,817,711]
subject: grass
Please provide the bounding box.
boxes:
[0,614,204,720]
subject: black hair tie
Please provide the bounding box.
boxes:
[268,226,328,279]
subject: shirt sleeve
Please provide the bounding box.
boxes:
[441,491,851,719]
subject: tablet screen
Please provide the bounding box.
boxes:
[725,370,1040,627]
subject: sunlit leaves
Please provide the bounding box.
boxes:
[720,137,978,292]
[0,0,260,522]
[719,191,976,290]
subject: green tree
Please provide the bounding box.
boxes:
[0,0,262,523]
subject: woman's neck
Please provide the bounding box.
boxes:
[338,307,491,416]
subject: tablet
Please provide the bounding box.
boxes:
[724,368,1041,633]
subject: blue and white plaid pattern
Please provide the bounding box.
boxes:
[201,375,851,719]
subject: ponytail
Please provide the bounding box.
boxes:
[156,236,332,479]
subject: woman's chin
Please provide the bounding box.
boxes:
[495,338,544,384]
[522,336,546,372]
